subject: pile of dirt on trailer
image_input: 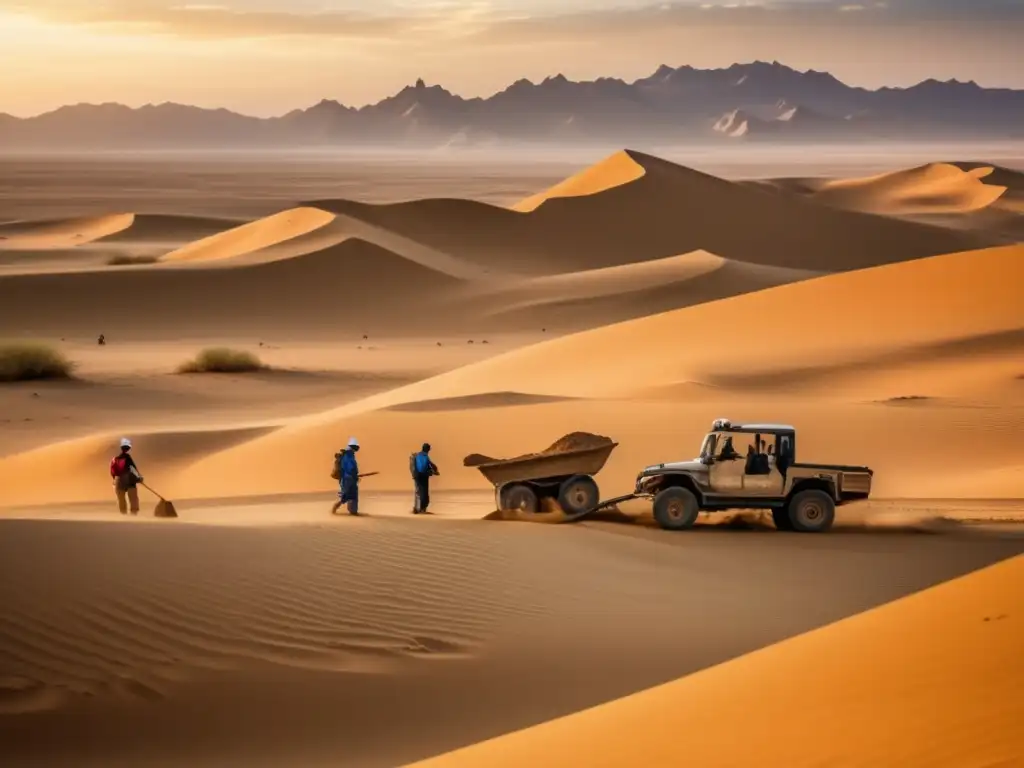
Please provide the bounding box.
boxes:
[463,432,614,467]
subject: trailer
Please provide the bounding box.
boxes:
[473,441,620,518]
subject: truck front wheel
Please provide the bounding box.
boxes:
[787,490,836,533]
[653,487,700,531]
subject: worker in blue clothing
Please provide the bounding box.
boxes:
[411,442,439,514]
[331,436,362,516]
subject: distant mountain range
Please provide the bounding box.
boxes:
[3,61,1023,150]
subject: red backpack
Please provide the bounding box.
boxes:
[110,455,128,478]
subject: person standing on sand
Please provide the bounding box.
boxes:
[331,437,362,516]
[110,438,143,515]
[411,443,439,514]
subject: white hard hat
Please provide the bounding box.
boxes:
[120,437,132,449]
[347,436,359,448]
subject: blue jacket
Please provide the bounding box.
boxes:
[414,451,436,477]
[339,449,359,481]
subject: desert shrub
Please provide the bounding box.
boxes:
[178,347,265,374]
[106,254,159,266]
[0,341,75,382]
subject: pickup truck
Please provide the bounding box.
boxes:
[634,419,873,533]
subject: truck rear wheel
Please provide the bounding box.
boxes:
[787,490,836,533]
[500,483,539,514]
[558,475,599,516]
[653,487,699,531]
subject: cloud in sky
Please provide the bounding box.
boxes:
[0,0,1020,116]
[5,0,1021,40]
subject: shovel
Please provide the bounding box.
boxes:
[140,481,178,518]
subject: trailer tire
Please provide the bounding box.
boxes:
[787,489,836,533]
[772,508,794,531]
[500,483,539,514]
[558,475,599,516]
[653,487,699,531]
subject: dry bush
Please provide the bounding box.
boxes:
[0,341,75,382]
[178,347,265,374]
[106,254,159,266]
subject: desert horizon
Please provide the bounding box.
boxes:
[2,2,1024,764]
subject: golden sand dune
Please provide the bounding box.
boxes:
[761,162,1024,243]
[92,213,241,244]
[0,213,242,274]
[2,242,1019,503]
[226,243,1024,415]
[0,237,465,340]
[467,250,820,329]
[0,212,237,252]
[511,150,646,212]
[812,163,1009,215]
[411,554,1024,768]
[78,243,1015,502]
[952,162,1024,205]
[0,213,135,249]
[2,500,1019,765]
[308,150,993,274]
[0,518,506,715]
[161,207,335,262]
[3,152,1023,768]
[3,151,1000,344]
[164,207,498,280]
[2,156,1022,507]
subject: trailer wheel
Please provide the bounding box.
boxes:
[653,487,699,531]
[558,475,599,516]
[772,508,794,531]
[500,483,539,514]
[787,490,836,533]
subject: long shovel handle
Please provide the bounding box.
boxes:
[139,481,165,501]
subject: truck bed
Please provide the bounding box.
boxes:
[791,462,873,475]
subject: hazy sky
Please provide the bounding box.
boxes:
[1,0,1020,116]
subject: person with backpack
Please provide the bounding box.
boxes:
[110,437,143,515]
[331,437,362,516]
[411,442,439,515]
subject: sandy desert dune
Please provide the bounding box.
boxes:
[1,150,1022,503]
[2,148,1024,767]
[0,150,1004,339]
[10,240,1007,506]
[1,513,1022,768]
[0,212,240,272]
[411,551,1024,768]
[766,162,1009,215]
[759,160,1024,241]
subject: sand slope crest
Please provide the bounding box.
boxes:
[511,150,647,212]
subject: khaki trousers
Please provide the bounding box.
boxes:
[115,484,140,514]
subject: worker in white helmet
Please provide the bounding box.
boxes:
[109,437,143,515]
[331,436,362,515]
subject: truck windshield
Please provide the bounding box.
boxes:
[699,433,716,459]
